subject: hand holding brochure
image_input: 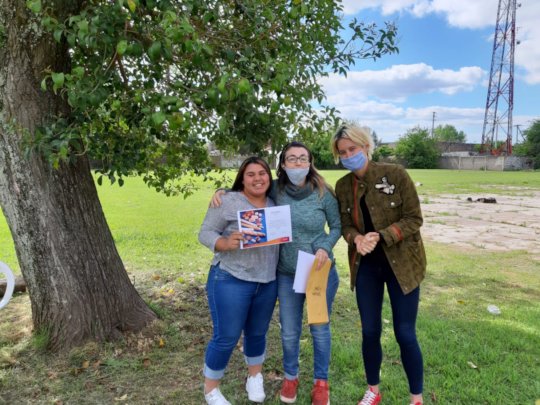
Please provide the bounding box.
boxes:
[237,205,292,249]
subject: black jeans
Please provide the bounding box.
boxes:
[355,255,424,394]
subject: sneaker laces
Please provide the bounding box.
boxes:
[359,389,379,405]
[280,378,299,403]
[312,380,329,402]
[204,388,231,405]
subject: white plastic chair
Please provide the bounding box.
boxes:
[0,261,15,309]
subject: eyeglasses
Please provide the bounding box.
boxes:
[285,155,310,164]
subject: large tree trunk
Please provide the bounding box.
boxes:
[0,1,156,350]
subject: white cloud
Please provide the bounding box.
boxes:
[320,63,489,141]
[340,0,540,84]
[514,3,540,84]
[328,102,487,142]
[340,0,496,28]
[321,63,485,102]
[341,0,429,17]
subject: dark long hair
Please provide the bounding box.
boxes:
[231,156,273,196]
[276,141,332,197]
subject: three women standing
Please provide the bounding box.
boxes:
[200,127,426,405]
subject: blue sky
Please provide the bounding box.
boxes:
[320,0,540,144]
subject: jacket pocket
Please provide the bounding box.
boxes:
[383,195,403,223]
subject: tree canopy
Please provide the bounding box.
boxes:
[433,124,466,143]
[518,119,540,168]
[395,127,439,169]
[0,0,399,350]
[30,0,398,195]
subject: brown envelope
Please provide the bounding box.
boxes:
[306,259,331,325]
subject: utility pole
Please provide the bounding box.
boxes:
[515,124,523,144]
[431,111,436,138]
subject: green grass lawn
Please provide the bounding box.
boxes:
[1,169,539,404]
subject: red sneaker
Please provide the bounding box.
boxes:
[311,380,330,405]
[280,378,299,403]
[358,388,381,405]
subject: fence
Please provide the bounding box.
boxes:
[438,155,533,171]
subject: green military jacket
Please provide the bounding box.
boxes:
[335,161,426,294]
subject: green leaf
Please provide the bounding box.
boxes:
[26,0,41,14]
[237,78,251,95]
[169,113,184,130]
[40,77,48,91]
[67,34,76,47]
[151,112,166,127]
[72,66,84,78]
[53,29,63,43]
[127,42,144,57]
[51,72,64,93]
[127,0,137,13]
[77,20,89,35]
[116,40,128,56]
[147,41,162,62]
[217,76,227,93]
[218,117,228,132]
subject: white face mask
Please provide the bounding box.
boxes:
[284,167,309,186]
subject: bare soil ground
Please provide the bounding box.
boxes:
[420,189,540,260]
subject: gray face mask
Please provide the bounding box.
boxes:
[284,167,310,186]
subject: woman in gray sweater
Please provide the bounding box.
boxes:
[198,157,279,405]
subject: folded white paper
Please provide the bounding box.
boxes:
[293,250,315,293]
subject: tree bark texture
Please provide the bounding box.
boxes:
[0,1,156,350]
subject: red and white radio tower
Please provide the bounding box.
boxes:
[481,0,521,155]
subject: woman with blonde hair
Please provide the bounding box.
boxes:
[332,124,426,405]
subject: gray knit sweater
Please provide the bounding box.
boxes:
[198,192,279,283]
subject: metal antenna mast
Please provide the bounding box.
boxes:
[481,0,520,155]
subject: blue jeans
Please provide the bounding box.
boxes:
[356,256,423,394]
[278,266,339,381]
[204,264,277,379]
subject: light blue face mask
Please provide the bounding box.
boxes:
[340,151,367,172]
[284,167,310,186]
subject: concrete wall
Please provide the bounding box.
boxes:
[438,155,533,171]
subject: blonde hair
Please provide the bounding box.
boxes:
[330,124,374,163]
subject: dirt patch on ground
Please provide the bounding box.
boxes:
[420,190,540,260]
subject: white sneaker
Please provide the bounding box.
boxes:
[204,387,231,405]
[246,373,266,403]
